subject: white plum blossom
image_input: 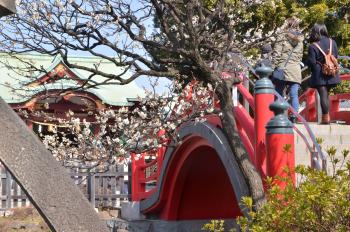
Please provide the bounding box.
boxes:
[15,80,217,171]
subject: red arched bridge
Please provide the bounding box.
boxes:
[131,70,350,221]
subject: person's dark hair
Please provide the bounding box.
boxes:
[309,23,329,42]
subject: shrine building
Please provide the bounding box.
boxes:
[0,53,145,135]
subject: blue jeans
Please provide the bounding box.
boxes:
[275,81,300,112]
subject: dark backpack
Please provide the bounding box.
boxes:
[313,39,339,77]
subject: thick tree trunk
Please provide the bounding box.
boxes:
[215,81,266,211]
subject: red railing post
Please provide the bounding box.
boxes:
[266,101,295,189]
[157,147,165,177]
[131,152,145,201]
[299,89,321,122]
[306,89,317,122]
[254,66,274,178]
[156,129,167,177]
[330,95,340,120]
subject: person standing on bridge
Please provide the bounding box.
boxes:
[307,23,340,124]
[272,16,304,123]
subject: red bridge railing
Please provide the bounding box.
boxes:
[130,73,259,201]
[131,146,166,201]
[232,74,255,162]
[130,69,330,201]
[299,74,350,123]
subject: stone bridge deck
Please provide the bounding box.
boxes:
[295,123,350,173]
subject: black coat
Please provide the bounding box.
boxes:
[307,36,341,87]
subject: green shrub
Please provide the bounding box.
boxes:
[236,148,350,232]
[202,220,225,232]
[330,80,350,95]
[329,61,350,95]
[203,146,350,232]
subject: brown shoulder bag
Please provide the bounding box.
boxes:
[313,39,339,77]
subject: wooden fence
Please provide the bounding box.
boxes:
[0,164,131,211]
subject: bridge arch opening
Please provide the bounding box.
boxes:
[166,142,242,220]
[140,121,249,221]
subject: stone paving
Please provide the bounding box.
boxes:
[295,123,350,173]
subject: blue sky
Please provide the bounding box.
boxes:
[66,0,171,94]
[0,0,171,94]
